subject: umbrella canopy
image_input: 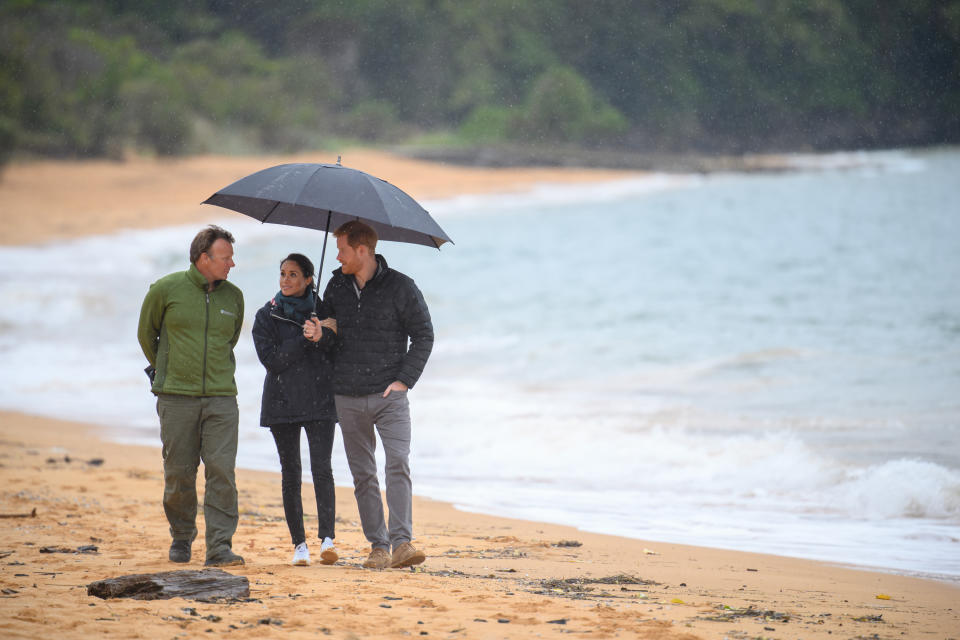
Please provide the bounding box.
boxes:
[202,162,452,249]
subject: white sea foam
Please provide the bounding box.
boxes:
[836,459,960,519]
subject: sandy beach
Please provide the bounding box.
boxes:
[0,149,640,246]
[1,150,958,639]
[2,410,958,640]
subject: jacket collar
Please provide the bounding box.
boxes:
[334,254,389,288]
[371,254,388,283]
[187,263,222,291]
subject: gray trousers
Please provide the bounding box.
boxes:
[335,391,412,550]
[157,394,239,561]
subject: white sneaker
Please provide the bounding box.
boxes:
[319,537,338,565]
[292,542,310,566]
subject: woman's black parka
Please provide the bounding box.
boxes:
[252,297,337,427]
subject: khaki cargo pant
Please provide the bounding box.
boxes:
[157,394,239,561]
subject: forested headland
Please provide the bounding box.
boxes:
[2,0,958,167]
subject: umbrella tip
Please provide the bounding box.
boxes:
[336,155,342,166]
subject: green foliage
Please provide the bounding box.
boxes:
[339,100,402,142]
[116,69,192,155]
[514,66,629,145]
[0,0,957,166]
[459,106,515,143]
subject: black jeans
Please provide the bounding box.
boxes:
[269,420,336,546]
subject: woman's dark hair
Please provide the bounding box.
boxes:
[280,253,315,281]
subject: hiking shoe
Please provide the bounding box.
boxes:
[168,540,191,564]
[362,547,391,569]
[319,537,338,565]
[292,542,310,566]
[204,550,245,567]
[390,541,426,568]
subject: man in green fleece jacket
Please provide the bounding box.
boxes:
[137,225,245,567]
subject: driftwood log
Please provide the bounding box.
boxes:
[87,569,249,602]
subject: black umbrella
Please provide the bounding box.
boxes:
[202,160,453,291]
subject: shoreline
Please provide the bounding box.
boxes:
[394,143,916,173]
[19,410,960,586]
[2,145,925,247]
[0,148,643,247]
[1,409,958,640]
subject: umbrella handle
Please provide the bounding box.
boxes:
[315,211,332,315]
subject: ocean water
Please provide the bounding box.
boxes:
[1,147,958,580]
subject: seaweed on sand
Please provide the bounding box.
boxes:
[531,575,659,599]
[700,605,792,623]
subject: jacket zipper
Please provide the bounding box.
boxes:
[202,292,210,394]
[353,281,362,312]
[270,312,303,327]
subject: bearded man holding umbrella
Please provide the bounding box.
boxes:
[204,160,449,569]
[304,219,433,569]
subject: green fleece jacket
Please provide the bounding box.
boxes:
[137,264,244,396]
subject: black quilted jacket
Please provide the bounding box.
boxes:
[252,297,337,427]
[320,255,434,396]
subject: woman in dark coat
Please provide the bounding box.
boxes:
[252,253,338,566]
